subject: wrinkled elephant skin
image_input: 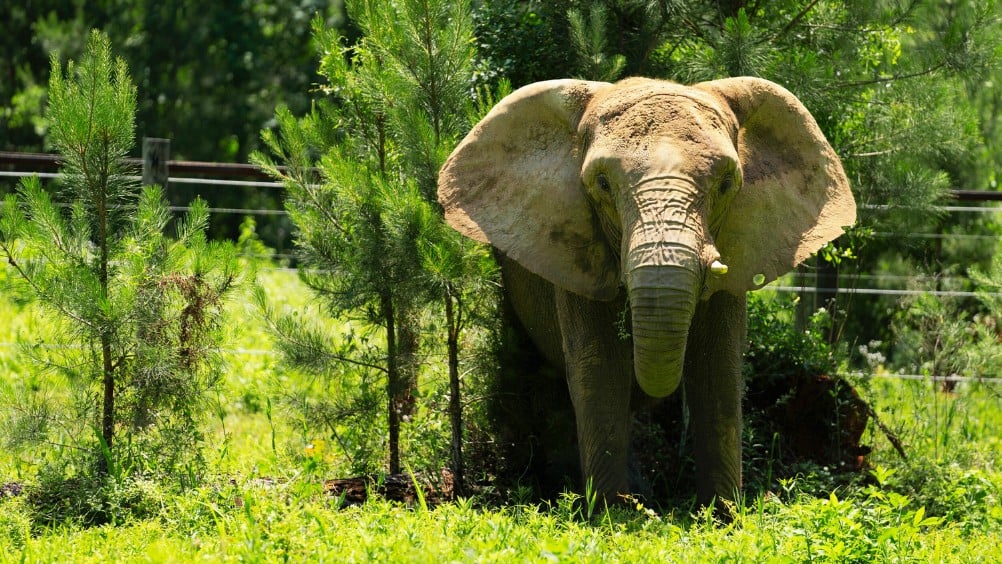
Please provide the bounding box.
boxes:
[438,77,856,508]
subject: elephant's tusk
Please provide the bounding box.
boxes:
[710,260,728,275]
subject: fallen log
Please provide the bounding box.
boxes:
[324,468,455,507]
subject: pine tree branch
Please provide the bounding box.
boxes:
[634,4,673,73]
[0,252,96,330]
[295,176,351,238]
[327,351,391,375]
[849,149,898,158]
[419,0,442,143]
[837,62,947,88]
[773,0,821,41]
[263,308,389,375]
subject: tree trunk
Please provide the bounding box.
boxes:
[445,285,464,495]
[97,163,115,471]
[396,309,419,417]
[101,333,115,460]
[382,293,401,475]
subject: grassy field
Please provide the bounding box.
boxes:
[1,268,1000,562]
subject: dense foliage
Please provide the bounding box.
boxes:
[0,32,241,524]
[0,272,999,557]
[473,0,1002,366]
[252,0,497,490]
[0,1,342,248]
[1,0,337,161]
[6,2,1002,359]
[1,0,1002,556]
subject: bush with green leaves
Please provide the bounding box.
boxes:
[889,241,1002,379]
[0,31,240,517]
[473,0,1002,356]
[253,0,497,489]
[739,293,877,492]
[744,293,840,385]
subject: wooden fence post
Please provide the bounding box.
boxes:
[794,256,840,343]
[816,256,840,344]
[142,137,170,190]
[795,264,812,332]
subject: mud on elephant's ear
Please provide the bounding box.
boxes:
[437,79,621,301]
[695,77,857,296]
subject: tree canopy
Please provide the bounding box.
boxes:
[4,0,1002,358]
[1,0,339,161]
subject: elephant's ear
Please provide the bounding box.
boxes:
[438,79,621,300]
[696,77,856,295]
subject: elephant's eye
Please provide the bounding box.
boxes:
[596,174,612,193]
[719,174,734,195]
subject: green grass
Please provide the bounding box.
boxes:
[2,482,999,562]
[1,268,1001,562]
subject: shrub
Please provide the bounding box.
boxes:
[0,31,241,522]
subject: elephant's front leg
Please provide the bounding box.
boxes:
[555,288,634,504]
[685,291,746,511]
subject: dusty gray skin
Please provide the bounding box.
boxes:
[438,77,856,507]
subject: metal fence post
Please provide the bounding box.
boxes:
[142,137,170,191]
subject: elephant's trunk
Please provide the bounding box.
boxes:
[620,182,708,398]
[626,263,699,398]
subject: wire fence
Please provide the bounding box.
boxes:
[5,147,1002,277]
[4,146,1002,384]
[6,147,1002,290]
[0,339,998,384]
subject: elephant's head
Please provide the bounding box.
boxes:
[438,77,855,398]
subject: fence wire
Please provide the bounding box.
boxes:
[6,166,1002,296]
[0,340,997,384]
[5,162,1002,384]
[768,286,1001,298]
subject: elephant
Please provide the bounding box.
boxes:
[437,76,856,509]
